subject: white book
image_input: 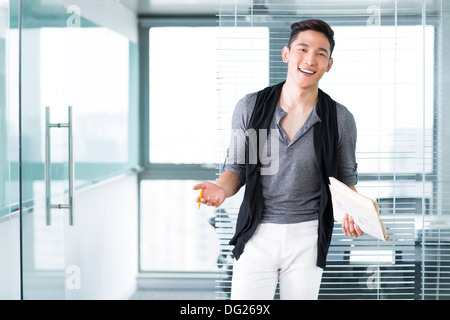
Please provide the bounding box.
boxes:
[329,177,390,241]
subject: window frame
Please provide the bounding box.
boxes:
[137,17,220,277]
[138,17,219,181]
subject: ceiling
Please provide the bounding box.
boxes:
[118,0,219,16]
[118,0,443,17]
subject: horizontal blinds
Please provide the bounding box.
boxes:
[323,218,416,299]
[216,0,450,300]
[424,0,450,300]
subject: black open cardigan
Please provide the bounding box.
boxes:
[229,81,339,269]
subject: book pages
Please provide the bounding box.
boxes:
[329,177,390,241]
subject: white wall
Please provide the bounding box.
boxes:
[0,213,21,300]
[16,173,139,300]
[65,173,139,299]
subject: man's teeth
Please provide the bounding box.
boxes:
[300,68,315,74]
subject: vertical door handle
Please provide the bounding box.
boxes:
[45,106,74,226]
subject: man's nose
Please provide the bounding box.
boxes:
[304,52,317,65]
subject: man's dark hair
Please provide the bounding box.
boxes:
[288,19,335,56]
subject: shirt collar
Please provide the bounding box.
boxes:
[275,103,321,146]
[275,103,321,126]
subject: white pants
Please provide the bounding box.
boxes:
[231,220,323,300]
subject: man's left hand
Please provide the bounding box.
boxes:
[342,213,364,238]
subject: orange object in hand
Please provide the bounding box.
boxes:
[198,188,204,209]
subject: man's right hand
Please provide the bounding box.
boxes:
[193,182,227,208]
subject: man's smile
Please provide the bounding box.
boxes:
[299,67,316,75]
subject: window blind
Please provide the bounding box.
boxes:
[216,0,450,300]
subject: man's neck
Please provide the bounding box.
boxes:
[279,80,319,112]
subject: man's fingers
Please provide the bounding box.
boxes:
[354,223,364,236]
[193,183,206,205]
[348,215,364,237]
[348,215,355,234]
[193,183,206,190]
[342,213,364,238]
[342,213,350,236]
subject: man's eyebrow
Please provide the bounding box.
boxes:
[296,42,329,54]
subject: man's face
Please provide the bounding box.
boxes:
[282,30,333,89]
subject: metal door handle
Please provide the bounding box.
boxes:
[45,106,74,226]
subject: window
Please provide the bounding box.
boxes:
[140,23,269,275]
[141,25,220,273]
[149,27,219,164]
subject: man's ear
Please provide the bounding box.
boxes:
[282,46,289,63]
[326,57,333,72]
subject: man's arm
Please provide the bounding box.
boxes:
[193,170,243,208]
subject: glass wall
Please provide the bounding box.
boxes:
[217,0,450,300]
[0,1,19,216]
[0,0,20,300]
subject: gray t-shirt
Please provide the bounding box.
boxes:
[224,91,358,224]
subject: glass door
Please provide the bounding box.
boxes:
[20,0,80,299]
[20,0,138,299]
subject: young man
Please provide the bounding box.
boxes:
[193,19,363,300]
